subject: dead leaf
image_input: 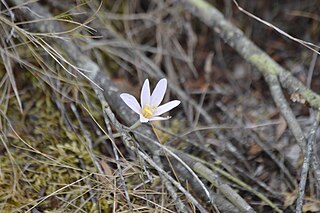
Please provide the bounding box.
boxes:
[248,143,262,156]
[303,202,320,212]
[275,116,287,141]
[283,190,297,208]
[100,159,113,177]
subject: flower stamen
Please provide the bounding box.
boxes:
[141,104,154,118]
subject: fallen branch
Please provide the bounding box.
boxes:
[296,113,319,213]
[182,0,320,110]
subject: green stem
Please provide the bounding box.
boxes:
[130,120,141,130]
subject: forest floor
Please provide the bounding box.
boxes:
[1,0,320,212]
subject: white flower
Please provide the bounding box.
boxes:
[120,78,181,123]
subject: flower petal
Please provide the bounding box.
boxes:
[141,79,150,107]
[149,116,171,121]
[140,114,149,123]
[153,100,180,116]
[120,93,141,114]
[151,78,167,107]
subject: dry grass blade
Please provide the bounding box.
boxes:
[0,15,22,112]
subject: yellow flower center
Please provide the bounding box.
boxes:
[141,104,156,118]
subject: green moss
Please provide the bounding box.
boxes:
[0,70,113,212]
